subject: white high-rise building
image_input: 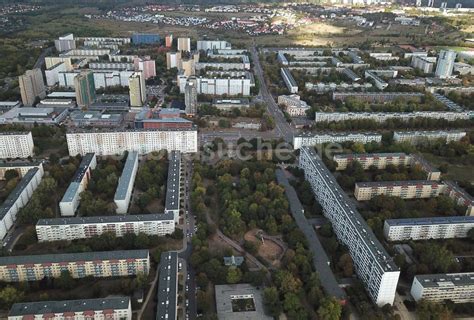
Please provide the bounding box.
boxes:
[197,40,231,51]
[54,33,76,52]
[299,147,400,306]
[66,128,198,156]
[177,38,191,52]
[435,50,457,79]
[0,132,35,159]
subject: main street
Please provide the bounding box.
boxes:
[250,46,294,143]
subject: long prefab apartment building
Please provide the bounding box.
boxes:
[299,146,400,306]
[164,151,182,223]
[0,167,43,240]
[59,153,97,216]
[384,216,474,241]
[114,151,139,214]
[66,128,198,156]
[0,132,35,159]
[0,250,150,282]
[9,297,132,320]
[293,132,382,149]
[410,272,474,303]
[36,213,175,242]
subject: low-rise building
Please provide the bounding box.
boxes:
[9,297,132,320]
[0,107,69,126]
[165,151,181,223]
[114,151,139,214]
[314,111,471,124]
[0,132,34,159]
[66,128,198,156]
[59,153,97,216]
[0,162,43,180]
[0,167,43,240]
[212,98,250,111]
[369,53,399,61]
[410,273,474,303]
[384,216,474,241]
[36,213,175,242]
[332,92,424,103]
[69,111,124,128]
[277,94,310,117]
[0,250,150,282]
[393,131,467,144]
[281,68,298,93]
[157,251,179,320]
[364,70,388,90]
[293,132,382,149]
[444,181,474,216]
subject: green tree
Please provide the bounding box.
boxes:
[55,270,75,290]
[317,297,342,320]
[0,286,24,308]
[263,286,281,317]
[226,267,242,284]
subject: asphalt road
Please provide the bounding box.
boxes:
[34,46,53,70]
[250,46,294,143]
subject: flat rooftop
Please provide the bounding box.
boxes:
[164,151,181,212]
[114,151,139,201]
[356,180,443,188]
[9,297,130,317]
[385,216,474,227]
[0,249,148,265]
[37,213,174,226]
[156,251,178,320]
[60,153,95,203]
[414,272,474,288]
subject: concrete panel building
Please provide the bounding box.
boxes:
[354,180,445,201]
[435,50,456,79]
[131,33,160,44]
[314,111,472,124]
[178,71,254,96]
[54,33,76,52]
[0,162,43,180]
[156,251,178,320]
[410,273,474,303]
[197,40,231,51]
[177,37,191,52]
[165,151,181,223]
[129,72,146,107]
[0,132,34,159]
[393,131,467,144]
[59,153,97,216]
[66,128,198,156]
[36,213,175,242]
[277,94,310,117]
[281,68,298,93]
[185,80,198,116]
[293,132,382,149]
[45,62,68,86]
[19,69,46,107]
[384,216,474,241]
[166,52,182,70]
[74,70,96,108]
[114,151,139,214]
[299,147,400,306]
[9,297,132,320]
[0,250,150,282]
[332,92,424,103]
[0,167,43,240]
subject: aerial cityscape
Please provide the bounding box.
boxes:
[0,0,473,319]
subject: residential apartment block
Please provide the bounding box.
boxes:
[0,167,43,240]
[59,153,97,216]
[355,180,445,201]
[0,250,150,282]
[410,273,474,303]
[293,132,382,150]
[66,128,198,156]
[197,40,231,51]
[36,213,175,242]
[114,151,139,214]
[299,147,399,306]
[157,251,179,320]
[331,92,424,103]
[314,111,471,124]
[393,131,467,144]
[54,33,76,52]
[277,94,310,117]
[19,68,46,107]
[0,162,43,180]
[333,153,441,181]
[281,68,298,93]
[411,56,437,73]
[178,71,254,96]
[165,151,182,223]
[0,132,35,159]
[383,216,474,241]
[9,297,132,320]
[435,50,456,79]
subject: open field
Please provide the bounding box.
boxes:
[422,152,474,182]
[244,229,284,268]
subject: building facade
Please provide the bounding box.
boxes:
[384,216,474,241]
[299,147,400,306]
[131,33,160,44]
[0,162,43,180]
[165,151,182,223]
[129,72,146,107]
[36,213,175,242]
[177,38,191,52]
[0,132,35,159]
[332,92,424,103]
[185,81,198,115]
[281,68,298,93]
[54,33,76,52]
[435,50,456,79]
[9,297,132,320]
[354,180,445,201]
[66,128,198,156]
[0,250,150,282]
[393,131,467,144]
[410,273,474,303]
[0,167,43,240]
[59,153,97,216]
[277,94,310,117]
[19,69,46,107]
[314,111,472,124]
[74,70,96,108]
[293,132,382,149]
[197,40,231,51]
[114,151,139,214]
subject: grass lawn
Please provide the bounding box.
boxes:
[422,152,474,182]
